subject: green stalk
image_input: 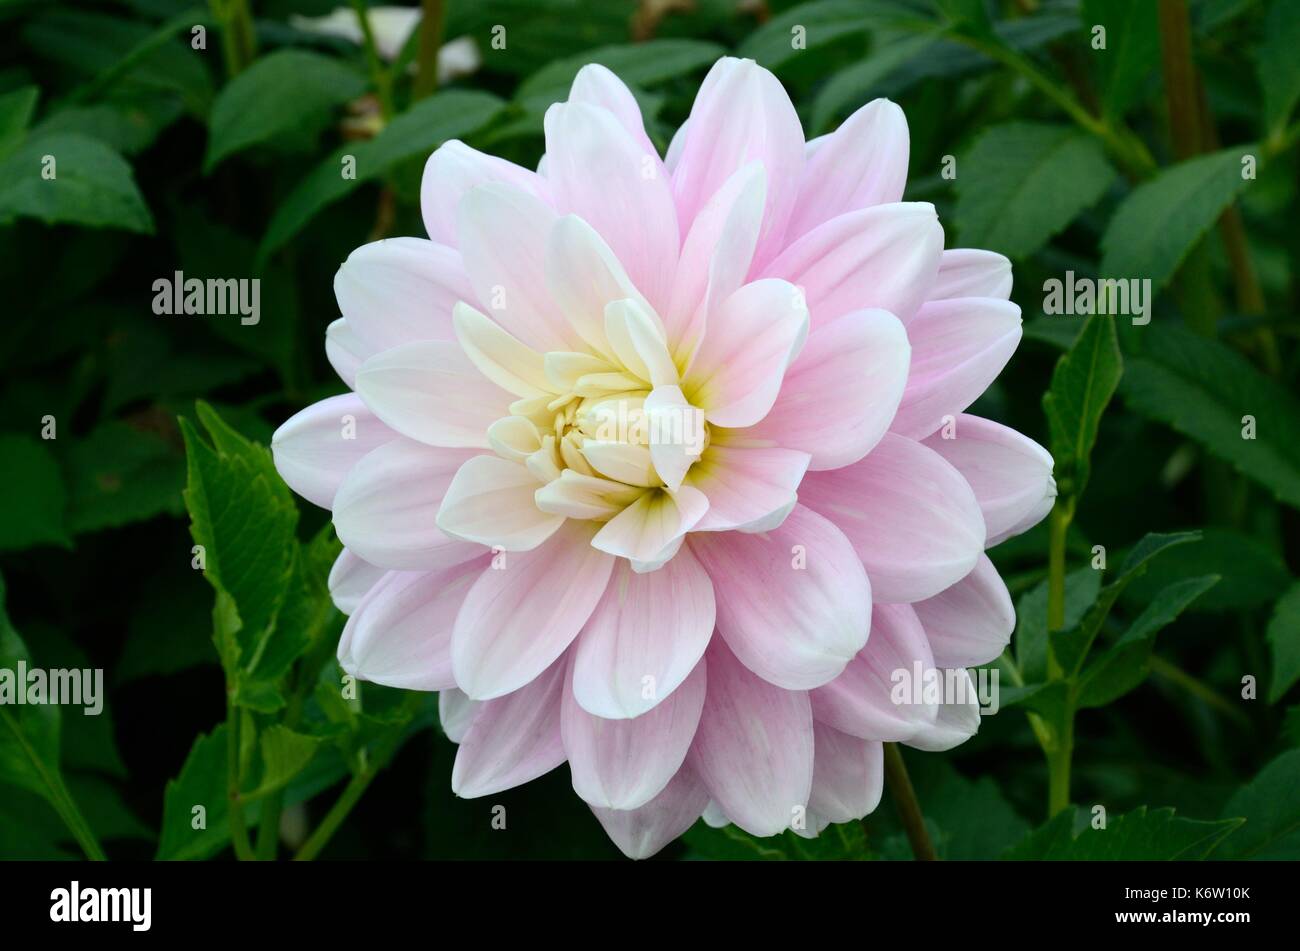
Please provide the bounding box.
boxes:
[226,694,256,861]
[1043,503,1075,817]
[881,743,937,861]
[412,0,446,100]
[349,0,393,118]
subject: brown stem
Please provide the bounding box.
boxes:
[881,743,938,861]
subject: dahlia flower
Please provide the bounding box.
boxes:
[272,57,1055,858]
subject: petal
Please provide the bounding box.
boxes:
[931,248,1013,300]
[684,277,808,428]
[333,237,471,353]
[325,318,369,388]
[567,64,656,155]
[451,655,567,797]
[643,384,705,491]
[605,298,677,387]
[571,548,715,719]
[905,668,983,752]
[457,183,577,352]
[808,725,884,823]
[422,140,547,247]
[544,100,678,312]
[761,202,942,329]
[436,454,564,551]
[685,443,810,533]
[438,688,480,743]
[912,554,1014,668]
[740,307,910,471]
[339,557,489,691]
[690,504,870,690]
[809,602,938,741]
[534,470,644,521]
[686,639,814,838]
[355,340,512,448]
[327,548,387,615]
[451,519,615,700]
[590,765,710,860]
[333,440,484,570]
[890,297,1023,440]
[563,655,707,810]
[271,393,397,509]
[800,432,986,603]
[545,214,652,359]
[452,301,553,398]
[591,485,709,566]
[664,162,766,363]
[786,98,909,242]
[671,57,804,269]
[921,414,1055,546]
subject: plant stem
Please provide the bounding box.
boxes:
[1149,655,1251,728]
[412,0,446,100]
[350,0,394,118]
[1045,714,1074,817]
[881,743,937,861]
[1045,503,1069,680]
[1043,502,1075,817]
[293,768,375,861]
[226,694,256,861]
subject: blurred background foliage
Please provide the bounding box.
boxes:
[1,0,1299,861]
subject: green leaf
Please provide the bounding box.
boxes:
[736,0,906,71]
[1051,531,1201,676]
[1081,0,1159,118]
[180,402,298,679]
[1123,323,1300,509]
[1004,806,1241,860]
[890,756,1029,860]
[1122,528,1291,613]
[0,574,63,801]
[1078,574,1219,708]
[205,50,368,172]
[247,725,321,800]
[683,821,870,860]
[1216,749,1300,859]
[0,433,69,551]
[63,421,184,535]
[515,39,724,115]
[812,33,939,133]
[1099,146,1251,292]
[1015,566,1101,682]
[1256,0,1300,139]
[0,133,153,233]
[955,122,1116,259]
[258,89,504,263]
[1042,313,1123,500]
[156,725,232,861]
[1266,582,1300,703]
[0,85,38,158]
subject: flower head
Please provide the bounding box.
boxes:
[273,57,1055,858]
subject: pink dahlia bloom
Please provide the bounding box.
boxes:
[272,57,1055,858]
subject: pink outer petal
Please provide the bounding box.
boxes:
[567,64,657,157]
[810,602,938,742]
[889,297,1023,441]
[800,432,986,604]
[451,519,615,700]
[327,548,387,615]
[571,548,715,719]
[684,277,808,428]
[271,393,397,509]
[786,98,909,243]
[912,554,1014,668]
[338,556,490,691]
[931,248,1013,300]
[690,504,870,690]
[809,724,884,824]
[438,688,480,743]
[355,340,514,449]
[761,201,943,330]
[325,318,368,389]
[739,307,910,471]
[544,100,679,314]
[687,639,814,837]
[904,668,983,752]
[921,413,1056,546]
[590,764,710,860]
[421,140,548,247]
[332,237,471,353]
[686,444,810,533]
[451,655,567,797]
[562,655,707,810]
[332,440,485,571]
[671,57,804,270]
